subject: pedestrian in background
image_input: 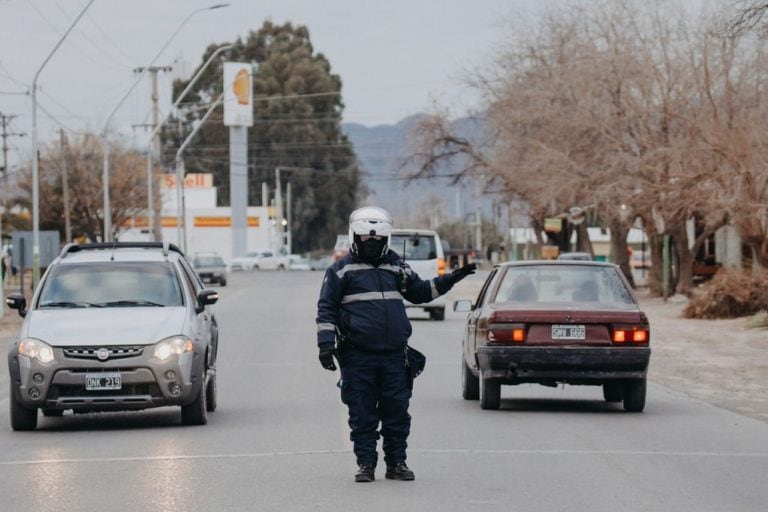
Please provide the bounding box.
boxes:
[316,206,477,482]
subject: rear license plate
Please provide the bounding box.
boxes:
[551,325,586,340]
[85,372,122,391]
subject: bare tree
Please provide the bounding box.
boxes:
[16,134,149,242]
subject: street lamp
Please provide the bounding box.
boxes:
[30,0,94,286]
[101,3,230,242]
[145,44,232,240]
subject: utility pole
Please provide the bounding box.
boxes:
[134,66,171,241]
[59,129,72,243]
[133,66,173,159]
[1,112,26,204]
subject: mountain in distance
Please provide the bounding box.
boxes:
[342,114,484,229]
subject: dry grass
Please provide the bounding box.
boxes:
[684,268,768,319]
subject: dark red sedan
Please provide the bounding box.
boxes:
[454,261,650,411]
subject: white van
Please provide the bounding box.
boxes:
[390,229,447,320]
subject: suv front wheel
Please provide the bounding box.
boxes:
[181,377,208,425]
[10,393,38,431]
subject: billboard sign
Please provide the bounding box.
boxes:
[223,62,253,127]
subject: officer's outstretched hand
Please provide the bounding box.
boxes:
[450,263,477,283]
[319,348,337,371]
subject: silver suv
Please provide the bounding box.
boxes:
[5,242,220,430]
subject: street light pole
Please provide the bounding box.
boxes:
[275,167,283,252]
[30,0,94,286]
[145,43,232,240]
[102,3,230,242]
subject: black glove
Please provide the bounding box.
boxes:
[450,263,477,283]
[319,348,337,371]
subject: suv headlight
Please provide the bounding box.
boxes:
[18,338,55,364]
[153,336,194,361]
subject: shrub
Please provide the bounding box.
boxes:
[683,268,768,319]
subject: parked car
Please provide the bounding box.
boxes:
[630,250,652,269]
[309,255,332,271]
[288,255,311,271]
[5,242,221,430]
[251,251,290,270]
[454,260,650,411]
[390,229,447,320]
[192,252,227,286]
[229,252,261,271]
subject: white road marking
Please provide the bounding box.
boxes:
[2,448,766,466]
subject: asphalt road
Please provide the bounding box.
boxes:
[1,270,767,512]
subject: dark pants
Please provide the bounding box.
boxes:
[338,347,412,466]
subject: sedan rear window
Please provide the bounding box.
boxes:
[38,262,183,308]
[494,265,635,307]
[390,235,437,261]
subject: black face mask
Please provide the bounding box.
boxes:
[356,237,387,264]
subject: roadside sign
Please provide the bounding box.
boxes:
[11,231,60,268]
[544,218,562,233]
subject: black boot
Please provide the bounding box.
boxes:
[355,463,376,483]
[385,462,415,481]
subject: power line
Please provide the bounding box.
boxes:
[0,113,27,196]
[83,10,141,66]
[25,0,129,72]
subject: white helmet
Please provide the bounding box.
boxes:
[348,206,393,258]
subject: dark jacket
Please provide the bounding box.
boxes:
[316,249,456,353]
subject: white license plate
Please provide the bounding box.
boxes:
[551,325,586,340]
[85,372,122,391]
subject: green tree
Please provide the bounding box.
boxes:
[166,21,362,252]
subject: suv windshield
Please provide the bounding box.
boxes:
[390,234,437,261]
[38,262,183,308]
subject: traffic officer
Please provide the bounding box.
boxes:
[316,206,477,482]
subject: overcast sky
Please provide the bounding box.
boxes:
[0,0,548,167]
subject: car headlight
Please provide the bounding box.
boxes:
[153,336,194,361]
[18,338,55,364]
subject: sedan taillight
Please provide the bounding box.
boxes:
[612,325,650,344]
[488,323,526,343]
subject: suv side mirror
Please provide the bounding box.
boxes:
[453,300,473,312]
[6,294,27,317]
[196,289,219,313]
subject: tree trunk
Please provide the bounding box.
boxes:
[608,219,635,287]
[670,221,694,296]
[648,233,664,296]
[575,223,594,254]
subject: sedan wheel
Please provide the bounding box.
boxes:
[181,376,208,426]
[622,378,646,412]
[462,358,479,400]
[479,372,501,410]
[10,393,38,431]
[603,382,624,402]
[205,373,217,412]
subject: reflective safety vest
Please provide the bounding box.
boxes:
[316,250,454,353]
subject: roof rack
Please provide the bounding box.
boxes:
[59,242,184,259]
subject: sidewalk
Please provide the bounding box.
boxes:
[637,290,768,423]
